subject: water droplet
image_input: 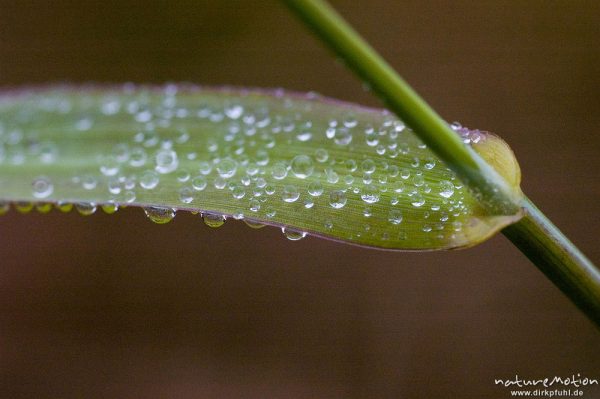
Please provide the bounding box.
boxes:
[55,201,73,213]
[75,202,97,216]
[232,185,246,200]
[15,202,34,213]
[0,201,9,215]
[176,169,191,182]
[411,194,425,207]
[308,181,323,197]
[249,198,261,212]
[439,180,455,198]
[155,149,178,174]
[244,219,266,229]
[360,184,380,204]
[271,162,288,180]
[140,170,159,189]
[32,176,53,199]
[282,227,307,241]
[101,202,119,214]
[388,209,403,225]
[179,187,194,204]
[334,127,352,145]
[202,212,226,228]
[329,190,347,209]
[315,148,329,163]
[290,155,314,179]
[361,159,376,174]
[191,176,207,191]
[217,159,237,178]
[35,203,53,214]
[100,156,120,176]
[282,185,300,203]
[144,206,175,224]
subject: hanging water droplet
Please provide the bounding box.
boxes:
[75,202,97,216]
[0,201,9,215]
[329,190,347,209]
[101,202,119,214]
[32,176,53,199]
[244,219,266,229]
[35,203,53,214]
[202,212,226,228]
[15,202,34,214]
[282,227,307,241]
[55,201,73,213]
[290,155,314,179]
[144,206,175,224]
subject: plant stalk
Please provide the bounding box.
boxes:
[503,198,600,326]
[282,0,600,327]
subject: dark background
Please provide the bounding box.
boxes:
[1,1,599,398]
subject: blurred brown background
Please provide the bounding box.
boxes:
[1,1,599,398]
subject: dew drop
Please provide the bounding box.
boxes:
[334,128,352,146]
[101,202,119,214]
[329,190,347,209]
[360,184,380,204]
[217,159,237,179]
[140,170,159,190]
[0,201,9,215]
[282,227,307,241]
[244,219,266,229]
[411,194,425,208]
[361,159,376,174]
[282,185,300,203]
[32,177,53,199]
[290,155,314,179]
[308,181,323,197]
[315,148,329,163]
[202,212,226,228]
[191,176,207,191]
[439,180,455,198]
[271,162,288,180]
[144,206,175,224]
[35,203,53,214]
[179,187,194,204]
[155,149,178,174]
[15,202,34,214]
[75,202,97,216]
[249,198,261,212]
[388,209,403,225]
[55,201,73,213]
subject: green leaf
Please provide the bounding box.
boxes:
[0,85,523,250]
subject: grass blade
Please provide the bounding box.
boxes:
[0,85,522,250]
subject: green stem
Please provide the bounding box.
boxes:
[503,199,600,326]
[282,0,520,216]
[283,0,600,327]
